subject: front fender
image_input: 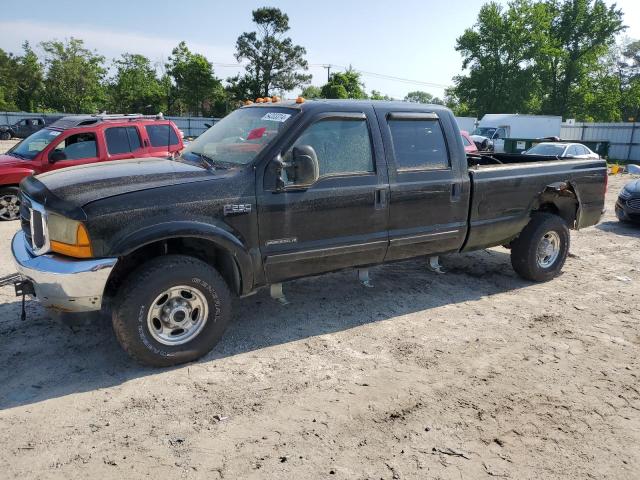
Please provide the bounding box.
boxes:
[109,220,254,293]
[1,167,35,186]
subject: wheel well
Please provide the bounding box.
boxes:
[105,237,242,298]
[534,186,579,228]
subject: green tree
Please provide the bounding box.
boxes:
[535,0,625,118]
[404,90,443,104]
[108,53,164,114]
[320,68,367,99]
[617,39,640,121]
[166,41,226,116]
[0,48,18,111]
[40,38,106,113]
[300,85,322,99]
[14,42,44,112]
[229,7,311,100]
[370,90,392,100]
[451,1,537,117]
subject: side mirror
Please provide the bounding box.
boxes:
[290,145,320,186]
[49,150,66,163]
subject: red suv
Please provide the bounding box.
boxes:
[0,114,183,220]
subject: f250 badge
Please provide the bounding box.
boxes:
[223,204,252,216]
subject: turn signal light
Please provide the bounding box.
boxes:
[51,223,93,258]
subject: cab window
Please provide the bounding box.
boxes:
[388,118,449,170]
[50,133,97,161]
[284,118,374,178]
[105,127,142,155]
[146,125,179,147]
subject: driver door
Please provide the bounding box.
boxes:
[44,131,101,172]
[257,110,389,283]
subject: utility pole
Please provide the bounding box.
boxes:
[323,64,331,82]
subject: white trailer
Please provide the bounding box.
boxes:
[472,114,562,152]
[455,116,477,133]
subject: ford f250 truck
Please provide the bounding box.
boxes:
[9,100,607,366]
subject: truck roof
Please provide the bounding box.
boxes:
[241,99,452,113]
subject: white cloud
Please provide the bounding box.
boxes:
[0,19,239,72]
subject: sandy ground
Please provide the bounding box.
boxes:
[0,141,638,478]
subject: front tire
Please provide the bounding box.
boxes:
[112,255,231,367]
[510,213,570,282]
[0,132,11,141]
[0,187,21,221]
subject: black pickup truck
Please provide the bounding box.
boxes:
[10,100,607,366]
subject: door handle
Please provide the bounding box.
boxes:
[451,182,462,201]
[375,187,388,209]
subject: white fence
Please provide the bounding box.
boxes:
[1,111,220,138]
[561,122,640,162]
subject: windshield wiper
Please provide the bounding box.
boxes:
[7,152,26,159]
[187,152,229,171]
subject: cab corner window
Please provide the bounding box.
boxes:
[284,117,374,182]
[50,132,97,161]
[388,118,449,171]
[106,126,141,155]
[146,125,179,147]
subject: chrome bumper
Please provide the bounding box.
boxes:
[11,231,117,312]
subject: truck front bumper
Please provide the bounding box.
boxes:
[12,231,117,312]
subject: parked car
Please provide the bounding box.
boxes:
[461,130,478,153]
[0,114,183,220]
[0,117,61,140]
[9,100,606,366]
[524,142,600,159]
[616,179,640,224]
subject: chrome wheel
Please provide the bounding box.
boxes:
[147,285,209,346]
[536,231,561,268]
[0,193,20,221]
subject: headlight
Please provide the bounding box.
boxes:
[47,213,93,258]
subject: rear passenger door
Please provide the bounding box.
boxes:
[104,126,144,161]
[376,109,470,261]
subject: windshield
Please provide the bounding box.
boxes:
[472,127,496,138]
[525,143,566,156]
[181,107,298,166]
[8,128,62,160]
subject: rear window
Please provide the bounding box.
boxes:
[105,127,141,155]
[388,119,449,170]
[146,125,179,147]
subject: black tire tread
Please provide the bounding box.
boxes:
[112,254,231,367]
[510,212,570,282]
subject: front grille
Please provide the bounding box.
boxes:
[627,198,640,210]
[20,194,49,254]
[20,193,32,247]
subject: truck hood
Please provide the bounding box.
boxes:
[0,153,31,168]
[21,157,219,215]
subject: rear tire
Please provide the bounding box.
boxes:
[0,186,21,221]
[510,213,570,282]
[112,255,231,367]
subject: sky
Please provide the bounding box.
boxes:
[1,0,639,100]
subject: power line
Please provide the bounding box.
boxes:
[209,61,450,89]
[309,64,451,89]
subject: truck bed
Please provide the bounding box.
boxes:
[463,156,607,252]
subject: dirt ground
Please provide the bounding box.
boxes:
[0,140,638,478]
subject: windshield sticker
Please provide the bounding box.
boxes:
[261,112,291,123]
[247,127,266,140]
[49,131,61,136]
